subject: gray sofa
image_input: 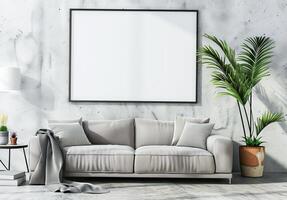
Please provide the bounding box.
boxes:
[29,118,233,183]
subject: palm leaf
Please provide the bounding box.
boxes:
[243,136,265,146]
[239,36,274,87]
[203,34,238,70]
[198,35,251,105]
[255,112,284,136]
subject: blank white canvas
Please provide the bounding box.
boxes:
[70,10,197,102]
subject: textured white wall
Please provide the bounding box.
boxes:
[0,0,286,172]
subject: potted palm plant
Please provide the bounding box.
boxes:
[0,114,9,145]
[199,34,285,177]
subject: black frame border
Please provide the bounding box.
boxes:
[69,9,199,103]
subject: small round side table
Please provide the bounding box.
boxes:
[0,144,29,172]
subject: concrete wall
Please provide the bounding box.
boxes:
[0,0,286,172]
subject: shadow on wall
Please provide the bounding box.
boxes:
[233,141,286,173]
[255,84,287,133]
[20,75,55,110]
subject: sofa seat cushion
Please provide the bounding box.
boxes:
[134,146,215,174]
[63,145,134,173]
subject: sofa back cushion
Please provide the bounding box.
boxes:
[82,119,135,148]
[135,118,174,148]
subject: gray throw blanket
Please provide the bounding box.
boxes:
[29,129,109,194]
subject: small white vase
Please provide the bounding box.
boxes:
[0,131,8,145]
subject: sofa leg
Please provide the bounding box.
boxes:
[228,178,232,184]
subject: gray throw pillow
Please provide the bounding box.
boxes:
[135,118,174,148]
[49,122,91,147]
[171,116,210,145]
[82,119,135,148]
[176,122,214,149]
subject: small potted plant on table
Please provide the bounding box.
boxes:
[199,34,285,177]
[0,114,9,145]
[10,132,17,145]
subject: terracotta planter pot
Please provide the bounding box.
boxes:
[239,146,265,177]
[10,137,17,145]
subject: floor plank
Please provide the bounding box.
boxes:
[1,173,287,200]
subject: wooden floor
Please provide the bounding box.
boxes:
[1,173,287,200]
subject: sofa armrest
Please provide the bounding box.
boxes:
[207,135,233,173]
[29,136,41,172]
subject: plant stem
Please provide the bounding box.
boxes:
[243,105,252,137]
[237,101,247,139]
[249,92,254,135]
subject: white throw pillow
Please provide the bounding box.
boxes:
[49,122,91,147]
[171,116,210,145]
[176,122,214,149]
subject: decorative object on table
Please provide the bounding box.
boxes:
[0,171,25,186]
[0,144,29,172]
[10,132,17,145]
[199,34,285,177]
[0,114,9,145]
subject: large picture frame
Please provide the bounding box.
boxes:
[69,9,198,103]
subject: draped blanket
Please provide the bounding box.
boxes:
[29,129,109,194]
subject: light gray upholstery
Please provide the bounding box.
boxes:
[135,118,174,148]
[30,135,233,175]
[49,123,91,147]
[29,136,41,171]
[207,135,233,173]
[172,116,210,145]
[29,118,233,181]
[134,145,215,174]
[177,123,215,149]
[83,119,134,148]
[63,145,134,173]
